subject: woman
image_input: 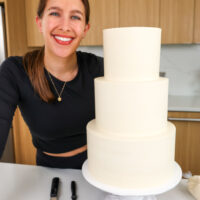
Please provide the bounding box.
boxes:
[0,0,103,169]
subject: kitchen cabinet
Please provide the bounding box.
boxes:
[119,0,160,28]
[193,0,200,43]
[119,0,195,44]
[81,0,119,45]
[3,0,29,56]
[24,0,199,45]
[25,0,44,47]
[12,109,36,165]
[168,111,200,175]
[160,0,194,44]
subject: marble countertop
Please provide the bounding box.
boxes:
[0,162,195,200]
[168,95,200,112]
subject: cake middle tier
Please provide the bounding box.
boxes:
[95,77,168,136]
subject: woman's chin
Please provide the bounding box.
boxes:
[53,50,75,59]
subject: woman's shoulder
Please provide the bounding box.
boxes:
[77,51,104,77]
[0,56,28,84]
[0,56,24,73]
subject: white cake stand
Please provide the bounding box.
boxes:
[82,160,182,200]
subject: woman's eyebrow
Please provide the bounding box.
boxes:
[71,10,83,16]
[47,7,62,11]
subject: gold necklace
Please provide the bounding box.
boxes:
[47,71,67,102]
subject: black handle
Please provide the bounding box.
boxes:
[71,181,77,199]
[50,177,60,197]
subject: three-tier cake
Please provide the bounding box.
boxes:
[86,27,179,190]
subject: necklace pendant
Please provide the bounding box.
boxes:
[58,97,62,102]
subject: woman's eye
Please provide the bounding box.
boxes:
[50,12,59,16]
[71,15,81,20]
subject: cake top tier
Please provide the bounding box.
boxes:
[103,27,161,81]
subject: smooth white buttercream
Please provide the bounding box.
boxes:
[86,27,179,190]
[103,27,161,81]
[87,121,176,189]
[95,77,168,136]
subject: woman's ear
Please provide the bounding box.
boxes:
[36,16,43,33]
[82,23,90,38]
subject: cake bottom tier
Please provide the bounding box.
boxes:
[87,121,177,190]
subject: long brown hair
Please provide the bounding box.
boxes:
[23,0,90,103]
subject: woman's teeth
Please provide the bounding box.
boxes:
[54,36,72,42]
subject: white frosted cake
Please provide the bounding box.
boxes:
[86,27,179,190]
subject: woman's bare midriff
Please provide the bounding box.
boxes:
[43,145,87,157]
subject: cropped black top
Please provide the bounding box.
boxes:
[0,51,104,157]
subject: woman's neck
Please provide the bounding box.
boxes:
[44,49,78,81]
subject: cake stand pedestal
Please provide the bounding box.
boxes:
[82,160,182,200]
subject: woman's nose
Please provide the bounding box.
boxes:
[60,17,71,32]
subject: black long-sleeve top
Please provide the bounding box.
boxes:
[0,51,104,157]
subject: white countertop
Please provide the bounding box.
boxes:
[168,95,200,112]
[0,162,195,200]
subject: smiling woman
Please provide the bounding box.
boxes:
[36,0,90,60]
[0,0,104,169]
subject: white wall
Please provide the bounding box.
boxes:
[160,45,200,96]
[78,45,200,96]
